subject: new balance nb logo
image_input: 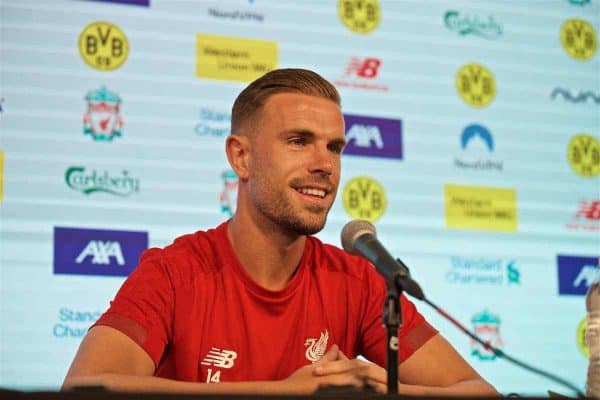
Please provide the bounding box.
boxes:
[345,57,381,78]
[76,240,125,265]
[201,347,238,369]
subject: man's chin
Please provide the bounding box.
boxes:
[295,216,328,236]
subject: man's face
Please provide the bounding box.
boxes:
[246,92,346,235]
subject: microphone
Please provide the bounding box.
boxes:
[341,220,424,300]
[340,219,585,398]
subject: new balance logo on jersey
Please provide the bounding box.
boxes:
[343,114,402,160]
[54,227,148,277]
[76,240,125,265]
[558,254,600,295]
[345,57,381,79]
[304,330,329,363]
[201,347,238,368]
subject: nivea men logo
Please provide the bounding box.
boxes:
[54,227,148,277]
[557,254,600,295]
[342,114,402,159]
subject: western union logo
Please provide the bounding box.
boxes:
[445,184,517,232]
[196,34,278,82]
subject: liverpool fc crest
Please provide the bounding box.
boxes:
[83,86,124,142]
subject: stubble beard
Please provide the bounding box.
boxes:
[249,177,334,236]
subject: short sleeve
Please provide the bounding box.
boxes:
[92,248,174,367]
[358,264,438,365]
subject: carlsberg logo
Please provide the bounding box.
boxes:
[65,166,140,196]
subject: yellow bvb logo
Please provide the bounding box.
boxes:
[79,21,129,71]
[560,19,597,61]
[338,0,381,34]
[456,63,496,108]
[576,317,589,358]
[567,134,600,177]
[343,176,387,222]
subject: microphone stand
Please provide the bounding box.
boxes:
[383,273,403,394]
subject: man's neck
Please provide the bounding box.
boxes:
[227,214,307,291]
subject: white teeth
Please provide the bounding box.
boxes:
[298,188,326,198]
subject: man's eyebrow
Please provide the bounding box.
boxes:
[280,129,347,146]
[330,137,347,148]
[280,129,316,139]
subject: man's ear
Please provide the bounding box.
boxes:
[225,134,250,180]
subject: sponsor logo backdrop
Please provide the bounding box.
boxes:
[0,0,598,395]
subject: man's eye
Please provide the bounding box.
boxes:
[329,145,344,154]
[289,138,305,146]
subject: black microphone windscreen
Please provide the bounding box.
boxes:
[340,220,377,254]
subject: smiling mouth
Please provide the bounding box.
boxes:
[295,187,327,199]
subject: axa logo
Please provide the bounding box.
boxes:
[83,86,124,142]
[557,254,600,295]
[343,114,402,159]
[54,227,148,277]
[551,88,600,104]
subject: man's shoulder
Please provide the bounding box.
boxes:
[138,222,228,277]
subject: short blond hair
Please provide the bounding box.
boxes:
[231,68,341,136]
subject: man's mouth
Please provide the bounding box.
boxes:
[295,187,327,199]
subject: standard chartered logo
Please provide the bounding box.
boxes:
[53,308,101,339]
[65,166,140,196]
[447,257,520,286]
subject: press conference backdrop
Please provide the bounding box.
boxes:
[0,0,599,395]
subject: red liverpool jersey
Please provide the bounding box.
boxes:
[94,221,437,383]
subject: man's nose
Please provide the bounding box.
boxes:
[309,145,334,175]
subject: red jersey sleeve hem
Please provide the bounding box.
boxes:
[399,319,438,362]
[92,313,164,368]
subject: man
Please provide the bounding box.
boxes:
[62,68,498,396]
